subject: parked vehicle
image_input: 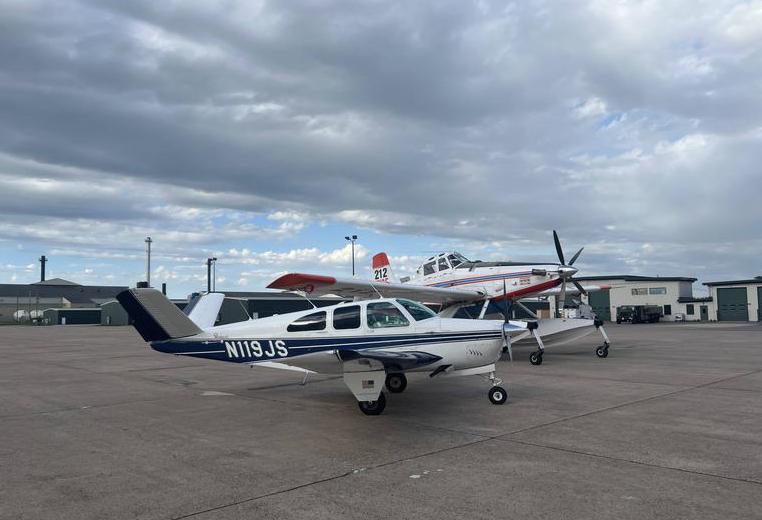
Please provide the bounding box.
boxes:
[616,305,662,324]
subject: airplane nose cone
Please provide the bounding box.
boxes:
[559,266,578,278]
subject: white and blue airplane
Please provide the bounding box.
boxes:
[117,288,529,415]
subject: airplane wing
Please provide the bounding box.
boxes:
[267,273,485,305]
[337,349,442,372]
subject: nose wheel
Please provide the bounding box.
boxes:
[488,386,508,405]
[358,392,386,415]
[529,350,543,365]
[595,343,610,358]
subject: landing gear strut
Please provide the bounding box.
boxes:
[594,319,611,359]
[527,321,545,366]
[385,373,407,393]
[485,372,508,405]
[358,392,386,415]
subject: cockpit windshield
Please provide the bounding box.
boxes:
[396,299,437,321]
[447,252,469,267]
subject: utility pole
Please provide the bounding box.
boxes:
[145,237,153,287]
[39,255,47,282]
[344,235,358,276]
[207,257,217,293]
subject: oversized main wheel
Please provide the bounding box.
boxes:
[385,373,407,393]
[358,392,386,416]
[529,351,543,365]
[595,345,609,358]
[488,386,508,405]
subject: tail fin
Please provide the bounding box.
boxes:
[372,252,395,283]
[117,288,202,342]
[184,292,225,329]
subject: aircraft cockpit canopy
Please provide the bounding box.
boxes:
[417,252,470,276]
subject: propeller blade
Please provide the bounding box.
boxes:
[502,279,510,322]
[553,230,565,265]
[569,247,584,266]
[572,280,587,296]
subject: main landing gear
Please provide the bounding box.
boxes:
[385,373,407,393]
[594,319,611,359]
[486,372,508,405]
[358,392,386,416]
[527,321,545,366]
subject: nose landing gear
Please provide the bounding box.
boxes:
[485,372,508,405]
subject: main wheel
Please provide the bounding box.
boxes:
[358,392,386,416]
[385,373,407,393]
[529,351,543,365]
[595,345,608,358]
[488,386,508,405]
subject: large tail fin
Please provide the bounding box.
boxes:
[117,288,202,342]
[372,252,396,283]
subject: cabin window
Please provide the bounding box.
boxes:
[367,302,410,328]
[438,257,450,271]
[423,262,436,276]
[287,311,326,332]
[333,305,361,330]
[447,254,461,267]
[396,299,436,321]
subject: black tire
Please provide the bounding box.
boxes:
[616,319,622,324]
[529,351,543,365]
[385,373,407,394]
[595,346,608,358]
[358,392,386,416]
[488,386,508,405]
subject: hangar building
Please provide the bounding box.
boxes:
[0,278,127,324]
[703,277,762,322]
[576,275,711,322]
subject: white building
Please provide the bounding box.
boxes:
[575,275,712,322]
[703,277,762,322]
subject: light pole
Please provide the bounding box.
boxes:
[344,235,358,276]
[145,237,153,287]
[206,257,217,293]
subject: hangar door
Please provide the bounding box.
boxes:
[716,287,748,321]
[588,289,611,321]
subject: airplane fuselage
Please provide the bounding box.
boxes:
[408,262,564,301]
[150,305,506,375]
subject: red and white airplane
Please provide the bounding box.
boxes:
[268,231,612,365]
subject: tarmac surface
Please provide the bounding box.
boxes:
[1,322,761,519]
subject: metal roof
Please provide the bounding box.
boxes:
[0,283,127,304]
[703,276,762,287]
[575,275,697,283]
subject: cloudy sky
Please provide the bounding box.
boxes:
[1,0,761,296]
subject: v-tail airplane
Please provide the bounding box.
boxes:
[117,288,528,416]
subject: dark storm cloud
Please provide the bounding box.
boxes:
[1,0,761,281]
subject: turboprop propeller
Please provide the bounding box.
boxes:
[552,230,586,317]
